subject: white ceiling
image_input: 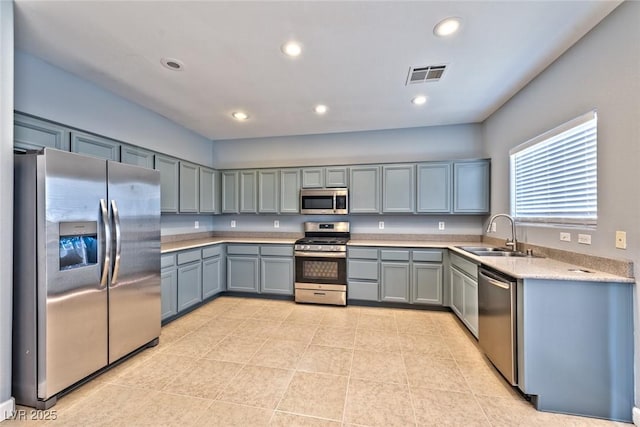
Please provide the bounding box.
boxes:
[14,1,621,141]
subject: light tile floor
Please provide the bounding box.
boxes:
[4,296,631,426]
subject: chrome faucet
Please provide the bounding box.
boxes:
[486,213,518,251]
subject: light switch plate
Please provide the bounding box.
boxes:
[438,221,445,230]
[274,220,280,229]
[578,234,591,245]
[194,220,199,229]
[615,230,627,249]
[378,221,384,230]
[230,220,236,228]
[560,232,571,242]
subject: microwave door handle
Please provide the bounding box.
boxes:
[333,194,337,213]
[110,200,122,285]
[100,199,111,289]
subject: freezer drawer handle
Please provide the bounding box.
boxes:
[313,292,326,296]
[111,200,122,285]
[100,199,111,289]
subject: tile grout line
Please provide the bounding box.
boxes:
[397,311,419,427]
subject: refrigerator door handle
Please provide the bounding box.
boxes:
[100,199,111,289]
[111,199,122,285]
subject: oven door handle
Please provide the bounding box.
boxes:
[295,251,346,258]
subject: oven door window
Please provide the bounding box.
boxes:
[295,256,346,285]
[301,196,334,211]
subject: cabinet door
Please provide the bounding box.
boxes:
[350,166,381,214]
[450,267,465,319]
[381,262,410,303]
[222,171,239,213]
[325,167,348,187]
[202,256,224,299]
[177,262,202,312]
[227,256,259,292]
[453,160,490,213]
[302,168,324,188]
[412,263,443,305]
[155,155,179,213]
[14,113,70,152]
[417,162,451,213]
[383,164,415,213]
[121,145,154,169]
[239,170,258,213]
[260,257,293,295]
[463,275,479,337]
[70,131,120,161]
[258,170,279,213]
[161,268,178,321]
[200,167,219,214]
[179,162,199,213]
[280,168,300,214]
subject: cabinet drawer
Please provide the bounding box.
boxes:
[380,249,410,261]
[202,245,223,259]
[348,281,379,301]
[227,245,260,255]
[261,245,294,257]
[177,249,201,265]
[450,252,478,278]
[348,260,379,280]
[348,247,378,259]
[412,250,443,263]
[161,254,176,269]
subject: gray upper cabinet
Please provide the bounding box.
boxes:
[417,162,451,213]
[222,171,239,213]
[155,154,179,213]
[301,168,324,188]
[258,170,279,213]
[179,161,199,213]
[199,167,219,214]
[239,170,258,213]
[350,166,381,214]
[279,168,300,214]
[453,160,490,214]
[325,167,349,187]
[382,164,415,213]
[121,145,154,169]
[70,131,120,161]
[14,113,70,152]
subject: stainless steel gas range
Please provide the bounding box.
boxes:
[294,222,349,306]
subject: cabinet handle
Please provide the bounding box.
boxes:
[313,292,326,296]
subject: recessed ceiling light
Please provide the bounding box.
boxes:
[160,57,184,71]
[412,95,427,105]
[281,41,302,57]
[232,111,249,121]
[314,104,328,114]
[433,17,462,37]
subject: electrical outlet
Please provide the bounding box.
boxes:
[438,221,445,230]
[230,220,236,228]
[274,220,280,229]
[491,222,497,232]
[615,230,627,249]
[194,221,199,229]
[578,234,591,245]
[378,221,384,230]
[560,232,571,242]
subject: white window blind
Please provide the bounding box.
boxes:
[510,110,597,226]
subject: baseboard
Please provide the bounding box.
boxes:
[0,397,15,422]
[633,406,640,426]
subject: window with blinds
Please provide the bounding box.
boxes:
[510,110,597,226]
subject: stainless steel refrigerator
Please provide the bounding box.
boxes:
[13,148,161,409]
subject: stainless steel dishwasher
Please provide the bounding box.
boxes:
[478,267,517,385]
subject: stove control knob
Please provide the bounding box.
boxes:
[304,245,311,250]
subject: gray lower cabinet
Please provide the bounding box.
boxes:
[121,145,154,169]
[239,170,258,213]
[258,170,279,213]
[227,256,259,292]
[382,164,415,213]
[302,168,324,188]
[200,167,220,214]
[179,161,199,213]
[449,252,479,337]
[177,255,203,312]
[349,166,381,214]
[227,244,293,295]
[202,255,224,299]
[70,131,120,161]
[462,275,478,334]
[161,253,178,321]
[279,168,300,214]
[261,257,294,295]
[450,267,465,318]
[155,155,180,213]
[453,160,490,213]
[222,171,239,213]
[417,162,451,213]
[348,247,380,301]
[381,262,410,302]
[14,113,70,152]
[412,263,443,305]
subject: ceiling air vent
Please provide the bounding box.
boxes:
[406,65,446,85]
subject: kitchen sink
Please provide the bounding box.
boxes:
[457,246,542,258]
[457,246,511,253]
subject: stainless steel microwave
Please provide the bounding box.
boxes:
[300,188,348,215]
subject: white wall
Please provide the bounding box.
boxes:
[14,51,214,167]
[0,1,15,421]
[482,1,640,410]
[213,124,483,169]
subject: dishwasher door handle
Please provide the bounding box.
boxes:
[479,272,511,290]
